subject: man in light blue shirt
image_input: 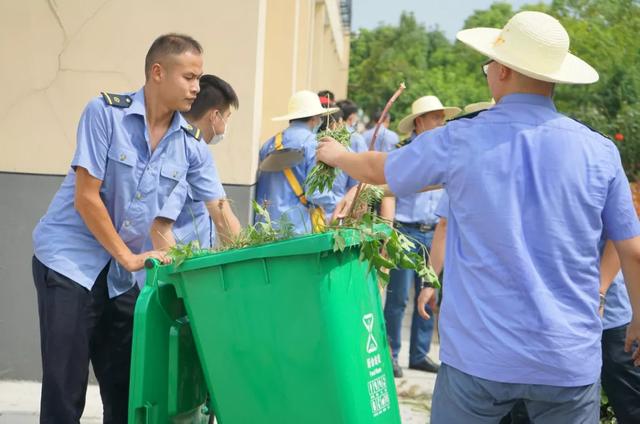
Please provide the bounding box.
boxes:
[337,99,368,153]
[317,11,640,423]
[380,95,460,378]
[31,34,238,423]
[599,242,640,423]
[362,110,400,152]
[256,91,338,234]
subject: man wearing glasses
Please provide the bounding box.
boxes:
[317,11,640,423]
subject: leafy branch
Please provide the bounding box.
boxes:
[167,201,296,267]
[331,209,440,288]
[305,124,352,194]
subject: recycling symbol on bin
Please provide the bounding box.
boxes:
[362,313,378,354]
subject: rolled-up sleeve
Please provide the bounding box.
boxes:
[602,149,640,241]
[384,126,451,197]
[71,98,110,180]
[186,142,226,202]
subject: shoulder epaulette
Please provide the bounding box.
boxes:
[182,124,202,141]
[100,92,132,108]
[448,109,485,123]
[568,117,612,141]
[396,136,413,149]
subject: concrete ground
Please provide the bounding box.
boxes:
[0,288,438,423]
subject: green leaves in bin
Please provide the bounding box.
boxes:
[220,201,296,251]
[331,211,440,289]
[166,200,297,265]
[168,240,204,268]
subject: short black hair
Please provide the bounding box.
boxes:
[145,33,203,80]
[337,99,358,120]
[183,74,239,120]
[317,90,336,104]
[367,109,390,129]
[371,109,390,123]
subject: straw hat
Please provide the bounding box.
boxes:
[464,99,495,114]
[397,96,461,134]
[456,11,598,84]
[272,90,339,122]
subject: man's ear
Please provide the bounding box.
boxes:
[150,62,164,82]
[499,64,512,81]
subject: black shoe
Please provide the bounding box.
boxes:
[392,359,403,378]
[409,356,440,373]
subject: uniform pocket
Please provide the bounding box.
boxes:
[107,146,137,168]
[159,160,188,199]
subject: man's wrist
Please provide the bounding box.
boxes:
[599,292,606,310]
[421,280,434,290]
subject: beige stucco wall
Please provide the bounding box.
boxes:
[0,0,349,186]
[260,0,350,144]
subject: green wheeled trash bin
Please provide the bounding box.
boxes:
[132,229,402,424]
[128,269,212,423]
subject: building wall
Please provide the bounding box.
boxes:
[0,0,349,380]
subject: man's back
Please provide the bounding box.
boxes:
[385,93,638,386]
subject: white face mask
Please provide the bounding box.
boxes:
[209,111,228,145]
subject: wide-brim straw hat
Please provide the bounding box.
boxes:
[397,96,461,134]
[272,90,339,121]
[464,99,495,114]
[456,11,598,84]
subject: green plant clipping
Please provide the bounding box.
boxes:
[332,210,440,289]
[166,176,439,290]
[305,125,352,195]
[167,201,296,267]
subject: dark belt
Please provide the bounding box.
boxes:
[395,221,436,232]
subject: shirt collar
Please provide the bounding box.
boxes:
[125,87,186,134]
[496,93,556,111]
[124,88,146,117]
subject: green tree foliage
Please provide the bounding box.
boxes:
[348,0,640,179]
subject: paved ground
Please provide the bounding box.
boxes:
[0,287,438,423]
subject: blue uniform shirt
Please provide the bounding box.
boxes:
[603,272,632,330]
[134,179,224,286]
[435,190,449,219]
[362,126,400,152]
[33,88,222,298]
[255,122,336,234]
[348,125,368,153]
[156,174,225,248]
[385,93,640,386]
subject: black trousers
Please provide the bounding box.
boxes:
[601,323,640,424]
[32,256,139,424]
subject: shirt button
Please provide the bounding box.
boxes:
[135,192,142,200]
[119,153,126,161]
[172,171,178,178]
[123,220,130,228]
